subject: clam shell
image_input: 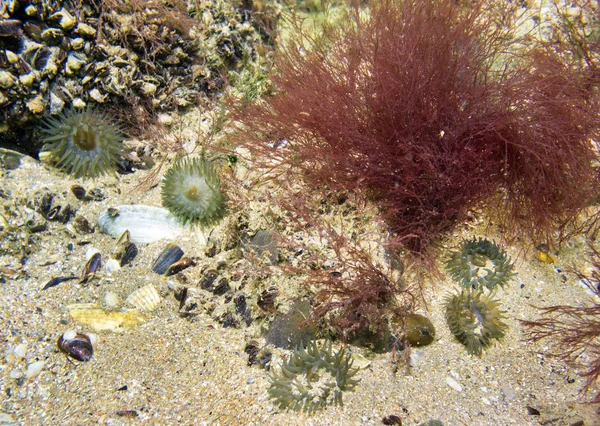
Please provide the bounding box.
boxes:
[68,303,147,331]
[125,284,161,311]
[98,205,185,243]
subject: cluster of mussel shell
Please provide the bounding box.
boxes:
[0,0,270,148]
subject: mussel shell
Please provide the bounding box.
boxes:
[73,216,94,234]
[0,19,22,37]
[42,275,77,290]
[71,184,86,200]
[46,204,74,223]
[58,333,93,361]
[81,252,102,283]
[199,270,219,291]
[152,243,183,275]
[213,278,230,295]
[165,257,195,276]
[119,242,138,266]
[257,286,279,311]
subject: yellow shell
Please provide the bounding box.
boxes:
[125,284,162,311]
[68,303,147,331]
[538,251,555,264]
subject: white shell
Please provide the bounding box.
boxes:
[125,284,161,311]
[25,361,46,379]
[104,291,120,308]
[104,258,121,273]
[13,343,27,358]
[98,205,186,243]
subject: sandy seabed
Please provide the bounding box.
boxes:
[0,147,599,426]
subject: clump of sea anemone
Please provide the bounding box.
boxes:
[268,339,360,412]
[446,238,515,291]
[39,108,124,179]
[445,288,508,356]
[161,157,225,227]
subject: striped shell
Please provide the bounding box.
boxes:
[125,284,161,311]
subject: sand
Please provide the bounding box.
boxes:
[0,128,599,426]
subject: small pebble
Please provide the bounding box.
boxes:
[104,292,120,308]
[13,344,27,358]
[158,113,174,126]
[0,413,16,424]
[104,258,120,273]
[501,384,516,400]
[446,376,463,392]
[246,377,255,384]
[409,350,423,367]
[25,361,45,379]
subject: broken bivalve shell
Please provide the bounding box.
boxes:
[58,330,95,361]
[98,205,186,243]
[126,284,161,311]
[81,251,102,283]
[114,241,138,267]
[165,257,196,276]
[68,303,147,331]
[152,243,184,275]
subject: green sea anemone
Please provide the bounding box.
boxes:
[444,288,508,356]
[39,108,124,179]
[161,157,225,227]
[268,339,360,413]
[446,237,515,291]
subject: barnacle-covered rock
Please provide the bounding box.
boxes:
[1,0,277,154]
[268,340,360,413]
[445,237,515,291]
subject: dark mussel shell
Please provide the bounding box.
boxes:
[71,184,87,200]
[58,332,94,361]
[257,286,279,312]
[152,243,183,275]
[113,233,138,267]
[81,252,102,283]
[42,275,77,290]
[119,242,138,266]
[73,216,94,234]
[165,257,195,276]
